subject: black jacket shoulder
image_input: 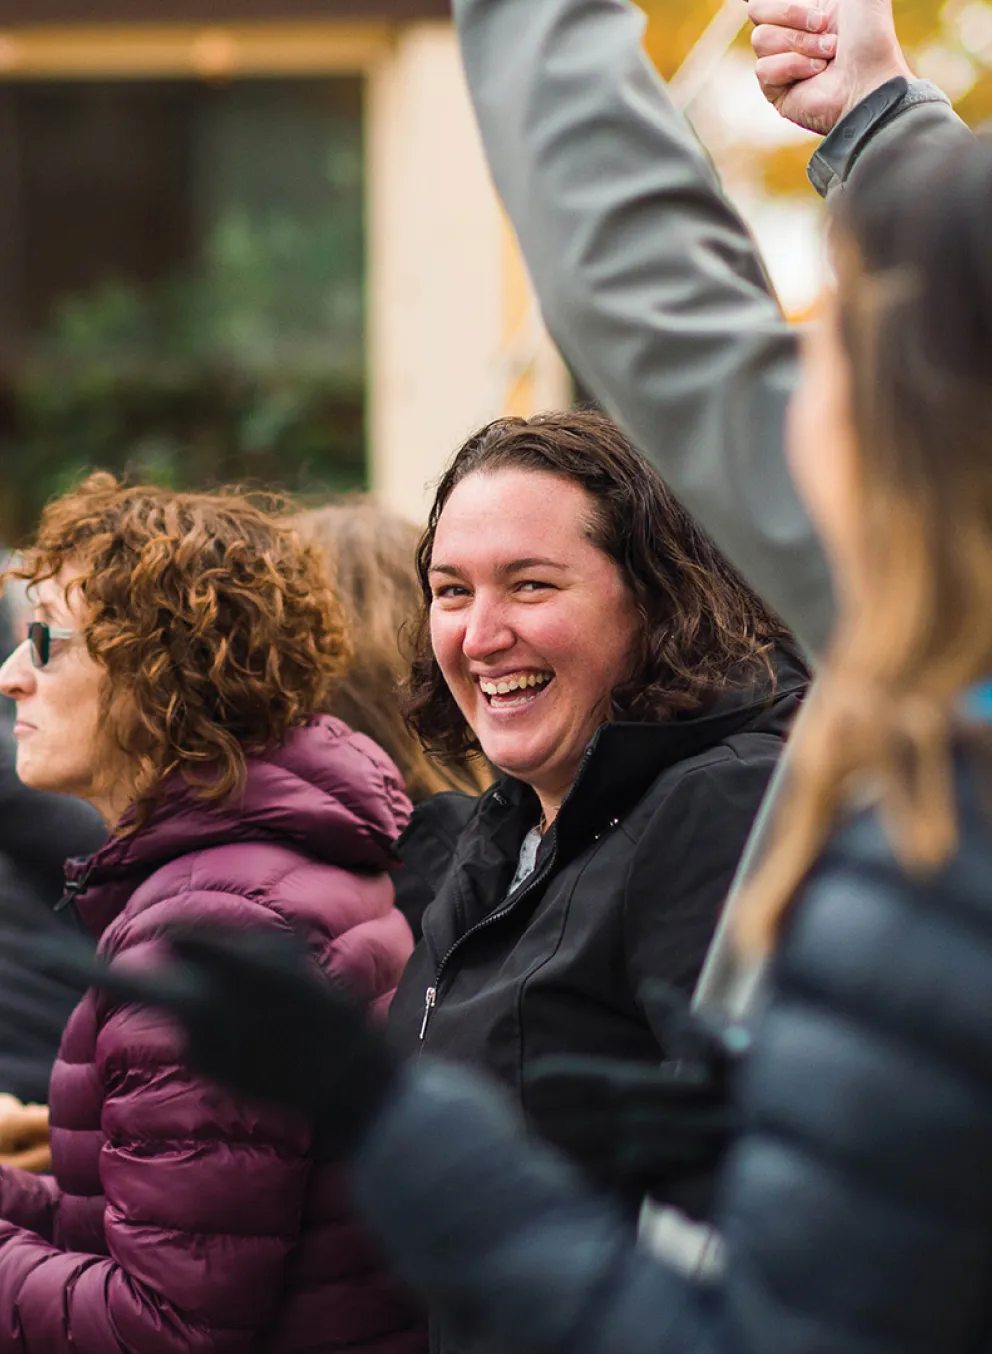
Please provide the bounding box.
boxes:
[394,791,481,942]
[619,731,792,999]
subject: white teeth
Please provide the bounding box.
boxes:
[479,672,552,696]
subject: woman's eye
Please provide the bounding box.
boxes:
[433,584,469,601]
[516,580,553,594]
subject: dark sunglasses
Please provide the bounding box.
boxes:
[27,621,77,670]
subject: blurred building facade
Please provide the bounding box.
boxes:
[0,0,568,532]
[3,0,983,536]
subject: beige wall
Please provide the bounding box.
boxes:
[367,22,569,524]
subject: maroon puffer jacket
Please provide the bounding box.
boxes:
[0,716,427,1354]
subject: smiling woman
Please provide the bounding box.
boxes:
[426,467,640,825]
[389,409,808,1354]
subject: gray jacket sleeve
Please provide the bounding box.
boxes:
[452,0,969,657]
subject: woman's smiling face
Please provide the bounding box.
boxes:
[428,468,640,822]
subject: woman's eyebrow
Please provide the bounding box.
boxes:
[429,557,567,577]
[496,558,568,577]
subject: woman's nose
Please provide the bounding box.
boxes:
[0,640,35,700]
[461,597,515,661]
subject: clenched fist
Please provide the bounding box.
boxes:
[748,0,913,135]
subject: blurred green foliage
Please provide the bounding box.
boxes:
[0,80,366,544]
[0,358,365,545]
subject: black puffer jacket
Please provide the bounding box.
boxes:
[0,725,105,1101]
[389,652,806,1110]
[353,743,992,1354]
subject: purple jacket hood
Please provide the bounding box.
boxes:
[64,715,411,938]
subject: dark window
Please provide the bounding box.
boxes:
[0,76,366,540]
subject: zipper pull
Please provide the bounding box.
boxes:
[56,857,95,915]
[54,879,83,914]
[419,986,437,1041]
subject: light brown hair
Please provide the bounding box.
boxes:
[4,472,350,829]
[296,496,489,801]
[739,139,992,952]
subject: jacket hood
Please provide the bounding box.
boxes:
[65,716,411,937]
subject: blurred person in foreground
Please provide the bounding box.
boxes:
[0,584,104,1169]
[296,497,489,940]
[105,112,992,1354]
[0,475,425,1354]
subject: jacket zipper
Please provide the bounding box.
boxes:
[419,986,436,1039]
[54,874,88,914]
[54,861,96,937]
[416,740,602,1048]
[418,850,558,1047]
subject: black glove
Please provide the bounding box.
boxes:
[524,983,746,1213]
[92,927,400,1157]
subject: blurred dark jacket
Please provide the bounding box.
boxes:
[352,746,992,1354]
[0,723,105,1102]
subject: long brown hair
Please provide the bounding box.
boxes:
[740,138,992,952]
[296,497,489,801]
[406,410,799,760]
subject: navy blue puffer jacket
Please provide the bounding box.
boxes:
[348,746,992,1354]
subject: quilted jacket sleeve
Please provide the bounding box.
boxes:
[0,896,342,1354]
[350,814,992,1354]
[0,1168,60,1242]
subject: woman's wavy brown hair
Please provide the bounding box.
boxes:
[739,138,992,953]
[296,496,489,801]
[406,409,800,761]
[4,472,351,829]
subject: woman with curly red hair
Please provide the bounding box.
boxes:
[0,474,426,1354]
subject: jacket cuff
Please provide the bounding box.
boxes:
[807,77,951,197]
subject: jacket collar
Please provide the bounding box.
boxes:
[61,715,411,939]
[421,649,806,954]
[493,648,806,851]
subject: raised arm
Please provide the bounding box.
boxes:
[748,0,966,194]
[451,0,967,656]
